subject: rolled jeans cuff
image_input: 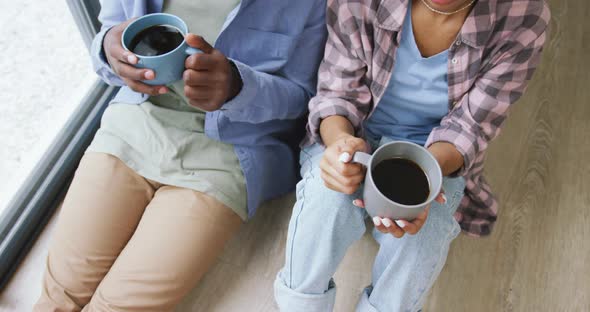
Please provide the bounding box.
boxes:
[355,287,379,312]
[274,272,336,312]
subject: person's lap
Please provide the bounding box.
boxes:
[275,141,465,312]
[34,152,242,312]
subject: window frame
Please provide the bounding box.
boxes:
[0,0,118,289]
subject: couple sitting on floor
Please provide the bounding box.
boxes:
[34,0,549,311]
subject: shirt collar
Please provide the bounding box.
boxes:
[458,0,495,49]
[376,0,494,49]
[376,0,408,31]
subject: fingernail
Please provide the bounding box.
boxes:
[352,199,360,206]
[159,87,167,94]
[127,54,136,63]
[144,71,154,80]
[442,194,448,204]
[395,220,405,228]
[382,219,392,228]
[339,152,351,163]
[372,216,381,226]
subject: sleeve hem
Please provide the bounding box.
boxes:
[221,59,258,115]
[91,26,125,86]
[426,127,477,177]
[307,98,364,146]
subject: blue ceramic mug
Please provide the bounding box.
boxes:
[121,13,201,85]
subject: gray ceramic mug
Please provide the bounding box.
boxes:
[352,141,443,220]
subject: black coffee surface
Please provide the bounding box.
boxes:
[129,24,184,56]
[372,158,430,205]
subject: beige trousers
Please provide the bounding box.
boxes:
[33,152,243,311]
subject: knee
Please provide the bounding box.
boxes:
[424,177,466,236]
[294,166,365,231]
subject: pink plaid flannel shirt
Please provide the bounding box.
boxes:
[303,0,551,236]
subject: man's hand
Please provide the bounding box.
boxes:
[103,19,168,96]
[319,134,369,195]
[183,34,242,111]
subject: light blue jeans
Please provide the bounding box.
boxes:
[274,140,466,312]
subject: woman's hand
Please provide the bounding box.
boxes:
[353,141,455,238]
[320,134,368,195]
[103,19,168,96]
[183,34,242,111]
[353,193,446,238]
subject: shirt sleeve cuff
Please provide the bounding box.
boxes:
[426,122,478,177]
[221,59,258,115]
[91,27,115,74]
[90,26,127,86]
[307,97,364,146]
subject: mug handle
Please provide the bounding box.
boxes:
[351,152,371,166]
[185,47,202,56]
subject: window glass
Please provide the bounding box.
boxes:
[0,0,96,215]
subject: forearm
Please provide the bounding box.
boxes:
[427,142,464,176]
[319,115,355,147]
[221,60,309,123]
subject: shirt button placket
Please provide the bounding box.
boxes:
[450,38,462,108]
[451,37,462,60]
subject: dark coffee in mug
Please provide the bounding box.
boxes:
[129,24,184,56]
[372,158,430,205]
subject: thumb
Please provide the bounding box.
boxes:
[336,137,363,164]
[185,33,214,54]
[338,151,352,163]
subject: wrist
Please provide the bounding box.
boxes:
[427,142,463,176]
[332,132,355,144]
[324,130,356,148]
[102,28,114,66]
[319,115,356,147]
[226,60,243,102]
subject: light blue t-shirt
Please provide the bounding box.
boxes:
[364,4,449,146]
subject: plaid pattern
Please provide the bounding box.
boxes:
[304,0,551,236]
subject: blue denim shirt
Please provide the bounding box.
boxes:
[90,0,327,217]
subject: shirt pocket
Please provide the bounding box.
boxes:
[232,28,295,71]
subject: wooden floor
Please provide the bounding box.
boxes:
[1,0,589,311]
